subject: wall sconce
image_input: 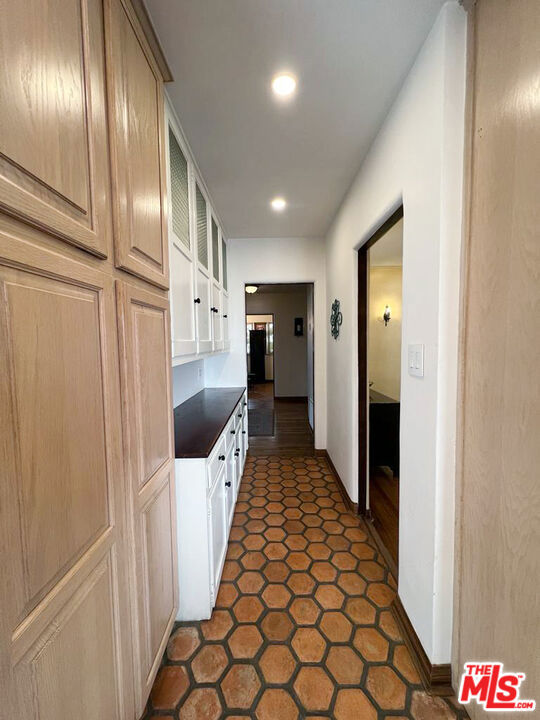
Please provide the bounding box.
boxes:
[383,305,391,326]
[245,285,259,294]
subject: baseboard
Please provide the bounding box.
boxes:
[363,517,398,582]
[392,594,453,697]
[274,395,308,403]
[315,449,359,515]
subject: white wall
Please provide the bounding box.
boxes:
[368,266,402,401]
[172,359,205,407]
[324,1,467,665]
[205,237,327,449]
[247,288,308,397]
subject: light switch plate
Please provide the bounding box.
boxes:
[408,344,424,377]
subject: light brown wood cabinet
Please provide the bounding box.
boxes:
[116,282,178,714]
[105,0,169,289]
[0,0,176,717]
[0,0,113,258]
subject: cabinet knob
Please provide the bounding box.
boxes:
[231,429,235,434]
[225,481,231,487]
[235,451,239,457]
[194,297,201,304]
[242,431,246,435]
[211,307,218,313]
[218,454,225,461]
[237,413,242,417]
[223,314,228,318]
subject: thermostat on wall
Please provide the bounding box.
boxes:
[408,344,424,377]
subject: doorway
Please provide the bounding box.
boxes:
[245,283,315,456]
[358,207,403,572]
[246,313,275,435]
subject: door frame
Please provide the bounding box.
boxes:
[357,205,403,514]
[244,282,315,422]
[246,311,275,394]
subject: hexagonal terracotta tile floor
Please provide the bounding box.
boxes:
[143,455,469,719]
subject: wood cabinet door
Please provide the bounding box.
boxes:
[105,0,169,289]
[455,1,540,712]
[0,228,133,719]
[0,0,112,257]
[116,281,178,715]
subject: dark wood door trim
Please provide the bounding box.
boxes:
[357,205,404,514]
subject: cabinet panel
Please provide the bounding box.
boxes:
[225,446,235,527]
[132,303,170,485]
[167,117,197,357]
[170,243,197,356]
[0,234,133,718]
[5,271,109,609]
[0,0,111,256]
[15,556,122,720]
[106,0,168,288]
[116,281,177,715]
[212,283,223,349]
[196,267,213,353]
[141,473,176,667]
[222,238,228,292]
[222,292,230,347]
[208,474,227,601]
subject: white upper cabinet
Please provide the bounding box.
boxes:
[194,183,213,353]
[166,111,197,356]
[165,97,230,363]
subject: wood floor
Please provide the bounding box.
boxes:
[248,383,314,457]
[369,467,399,567]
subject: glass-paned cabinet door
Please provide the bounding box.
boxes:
[167,121,197,356]
[211,217,220,283]
[196,183,208,269]
[169,128,190,252]
[222,239,228,292]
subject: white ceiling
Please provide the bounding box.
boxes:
[146,1,445,238]
[370,217,403,266]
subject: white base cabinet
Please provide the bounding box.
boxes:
[175,390,248,620]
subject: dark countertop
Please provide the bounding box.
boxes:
[174,387,245,459]
[369,389,399,404]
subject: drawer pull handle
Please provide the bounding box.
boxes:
[225,481,231,487]
[218,454,225,461]
[194,297,201,304]
[242,431,246,434]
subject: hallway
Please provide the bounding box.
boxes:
[144,455,467,719]
[248,383,315,457]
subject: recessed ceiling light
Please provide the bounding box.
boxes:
[245,285,259,294]
[271,73,297,99]
[271,197,287,212]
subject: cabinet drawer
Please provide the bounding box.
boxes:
[207,435,227,488]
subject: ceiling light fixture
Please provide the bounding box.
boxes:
[271,73,297,99]
[245,285,259,294]
[271,197,287,212]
